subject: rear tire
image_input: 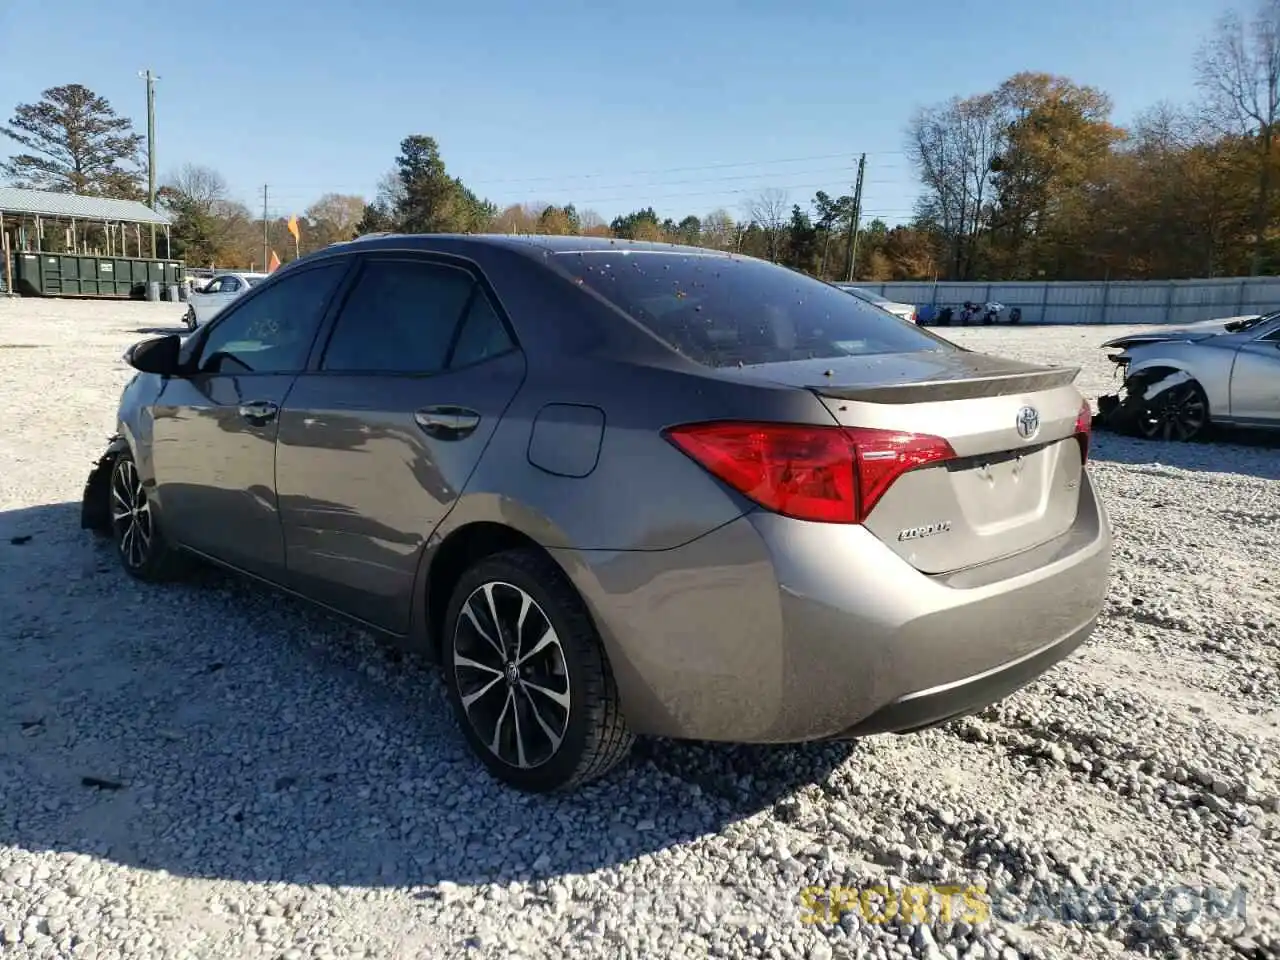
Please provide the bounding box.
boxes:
[442,549,634,792]
[109,450,192,581]
[184,306,197,331]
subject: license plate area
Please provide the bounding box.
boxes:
[945,441,1058,532]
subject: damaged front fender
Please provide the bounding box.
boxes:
[81,435,129,534]
[1095,367,1201,440]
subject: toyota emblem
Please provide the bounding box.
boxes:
[1016,406,1040,440]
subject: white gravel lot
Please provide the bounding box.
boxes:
[1,298,1278,960]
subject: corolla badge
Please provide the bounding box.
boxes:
[898,521,952,542]
[1015,405,1040,440]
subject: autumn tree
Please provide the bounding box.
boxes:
[491,203,537,234]
[305,193,366,247]
[881,225,941,280]
[578,209,611,236]
[852,219,894,280]
[1198,0,1280,273]
[699,208,736,249]
[537,203,580,235]
[987,73,1124,278]
[2,84,145,197]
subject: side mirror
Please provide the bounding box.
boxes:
[125,335,182,376]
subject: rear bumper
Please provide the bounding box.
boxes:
[557,472,1111,743]
[830,615,1096,737]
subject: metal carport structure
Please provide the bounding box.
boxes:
[0,187,173,296]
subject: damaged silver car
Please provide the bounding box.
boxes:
[1096,311,1280,441]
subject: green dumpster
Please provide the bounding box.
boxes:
[11,252,185,299]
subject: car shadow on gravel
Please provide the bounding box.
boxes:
[0,500,856,891]
[132,325,189,336]
[1090,429,1280,481]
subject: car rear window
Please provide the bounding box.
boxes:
[556,251,950,367]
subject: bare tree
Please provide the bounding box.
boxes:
[374,169,406,213]
[907,94,1003,279]
[1198,0,1280,273]
[305,193,366,240]
[162,164,228,214]
[157,165,239,266]
[701,208,736,249]
[743,187,789,261]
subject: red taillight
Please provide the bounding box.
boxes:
[663,421,955,524]
[1074,400,1093,463]
[844,426,957,519]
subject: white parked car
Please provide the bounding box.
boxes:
[832,284,918,323]
[183,272,269,329]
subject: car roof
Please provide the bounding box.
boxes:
[342,232,742,259]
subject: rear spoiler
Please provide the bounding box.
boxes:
[809,366,1080,404]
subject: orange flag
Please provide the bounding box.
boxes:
[267,250,282,272]
[286,215,300,244]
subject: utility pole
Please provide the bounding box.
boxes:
[844,152,866,282]
[139,70,158,257]
[262,185,269,269]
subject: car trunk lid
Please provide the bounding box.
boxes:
[719,350,1088,574]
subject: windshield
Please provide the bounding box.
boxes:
[1225,310,1280,332]
[557,251,952,367]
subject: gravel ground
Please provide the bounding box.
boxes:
[1,298,1278,960]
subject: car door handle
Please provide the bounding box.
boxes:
[238,400,279,425]
[414,405,481,440]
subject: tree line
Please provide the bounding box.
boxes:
[4,0,1280,280]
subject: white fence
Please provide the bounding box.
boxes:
[860,277,1280,325]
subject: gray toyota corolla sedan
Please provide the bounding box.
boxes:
[83,235,1112,792]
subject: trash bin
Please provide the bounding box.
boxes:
[147,281,161,302]
[166,284,179,302]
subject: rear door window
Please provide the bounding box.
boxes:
[449,292,515,369]
[557,251,951,367]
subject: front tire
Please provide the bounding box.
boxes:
[442,549,634,792]
[1134,376,1210,442]
[109,451,191,581]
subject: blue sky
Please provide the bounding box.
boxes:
[0,0,1225,226]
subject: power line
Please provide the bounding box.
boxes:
[532,181,905,208]
[260,150,914,196]
[469,149,910,185]
[248,153,921,222]
[263,168,911,201]
[264,177,914,208]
